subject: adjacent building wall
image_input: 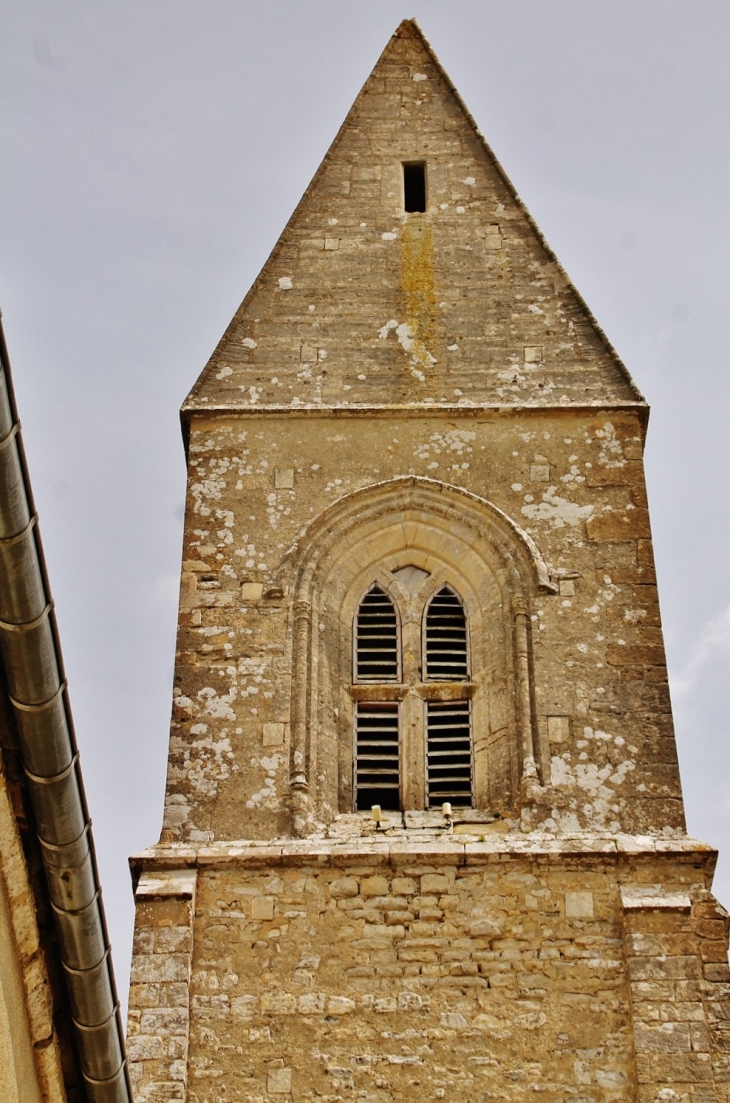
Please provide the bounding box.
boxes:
[0,742,67,1103]
[0,868,44,1103]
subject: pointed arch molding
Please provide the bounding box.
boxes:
[282,476,556,599]
[280,477,554,834]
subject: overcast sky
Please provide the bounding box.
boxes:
[2,1,729,1017]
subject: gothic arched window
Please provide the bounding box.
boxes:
[352,581,473,812]
[286,478,549,834]
[424,587,472,808]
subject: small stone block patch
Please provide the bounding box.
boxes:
[240,582,263,600]
[263,723,285,746]
[565,891,594,918]
[484,225,502,249]
[275,469,295,489]
[267,1066,292,1094]
[547,716,570,745]
[251,896,275,921]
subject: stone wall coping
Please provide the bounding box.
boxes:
[135,869,198,898]
[131,832,716,873]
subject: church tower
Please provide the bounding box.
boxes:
[127,21,730,1102]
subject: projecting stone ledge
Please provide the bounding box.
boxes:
[130,830,716,873]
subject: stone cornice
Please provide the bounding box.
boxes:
[131,832,716,878]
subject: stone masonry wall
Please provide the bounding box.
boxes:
[624,887,730,1103]
[188,855,635,1101]
[127,838,730,1102]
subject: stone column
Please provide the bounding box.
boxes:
[290,600,311,791]
[289,600,311,835]
[127,869,197,1102]
[512,596,537,786]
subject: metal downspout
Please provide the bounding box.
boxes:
[0,314,133,1103]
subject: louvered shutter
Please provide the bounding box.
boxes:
[354,701,401,811]
[424,587,468,680]
[355,586,399,682]
[425,700,473,807]
[353,586,401,810]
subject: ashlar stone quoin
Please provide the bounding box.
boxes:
[127,20,730,1103]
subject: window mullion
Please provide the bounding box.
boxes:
[401,691,424,810]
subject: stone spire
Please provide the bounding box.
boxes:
[185,19,644,416]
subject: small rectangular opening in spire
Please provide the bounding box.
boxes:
[403,162,426,213]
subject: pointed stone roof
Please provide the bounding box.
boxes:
[184,19,644,417]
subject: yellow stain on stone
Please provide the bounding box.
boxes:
[401,218,436,379]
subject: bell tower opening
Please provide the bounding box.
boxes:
[403,161,426,212]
